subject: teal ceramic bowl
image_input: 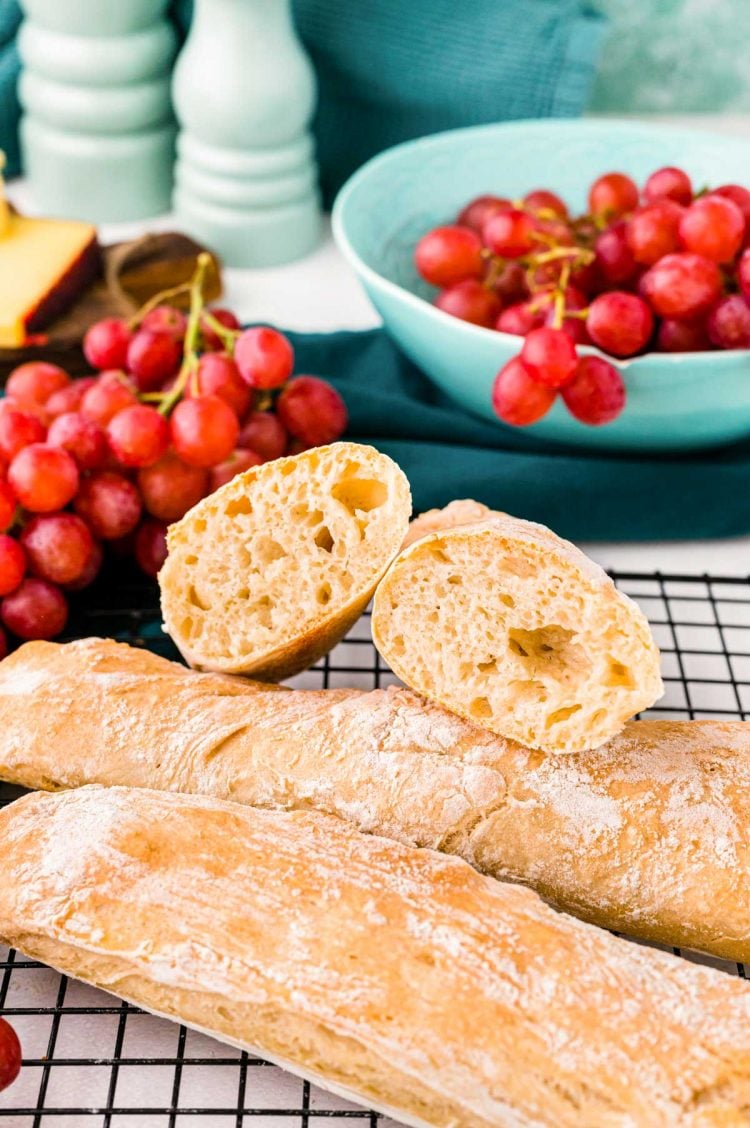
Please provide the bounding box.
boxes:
[332,118,750,452]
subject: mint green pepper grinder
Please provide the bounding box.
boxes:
[172,0,321,267]
[18,0,176,222]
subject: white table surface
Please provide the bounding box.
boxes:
[8,148,750,579]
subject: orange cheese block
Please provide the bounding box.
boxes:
[0,213,100,347]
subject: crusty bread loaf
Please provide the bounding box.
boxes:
[372,513,663,753]
[403,499,495,547]
[159,441,411,680]
[2,638,748,963]
[3,785,750,1128]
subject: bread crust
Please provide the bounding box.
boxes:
[3,785,750,1127]
[1,638,748,963]
[373,514,664,753]
[159,442,411,681]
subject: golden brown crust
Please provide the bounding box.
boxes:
[1,639,748,962]
[159,442,411,680]
[402,499,497,547]
[3,785,750,1127]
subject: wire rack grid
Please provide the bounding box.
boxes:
[1,568,749,1127]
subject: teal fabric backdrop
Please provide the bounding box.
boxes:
[0,0,605,200]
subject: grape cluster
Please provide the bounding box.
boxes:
[0,257,347,650]
[415,168,750,427]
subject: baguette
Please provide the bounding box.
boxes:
[372,514,663,753]
[1,638,749,963]
[159,441,411,680]
[3,785,750,1128]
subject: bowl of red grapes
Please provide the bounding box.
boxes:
[0,255,348,651]
[333,118,750,451]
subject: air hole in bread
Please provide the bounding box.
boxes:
[193,519,206,534]
[188,585,210,611]
[477,658,497,674]
[447,575,461,586]
[256,537,287,565]
[508,626,588,681]
[590,708,606,726]
[428,546,451,564]
[546,704,582,727]
[237,588,249,600]
[314,526,335,553]
[317,582,332,605]
[249,596,274,629]
[605,658,636,689]
[185,555,198,566]
[225,496,253,518]
[499,593,515,608]
[391,634,405,657]
[331,477,388,515]
[470,696,493,719]
[508,679,548,704]
[279,462,296,477]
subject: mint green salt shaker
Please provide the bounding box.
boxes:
[172,0,321,267]
[17,0,176,222]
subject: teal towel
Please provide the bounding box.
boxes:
[0,0,605,200]
[288,328,750,542]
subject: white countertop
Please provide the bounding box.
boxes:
[8,164,750,580]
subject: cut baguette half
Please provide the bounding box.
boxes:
[372,513,663,754]
[160,442,411,680]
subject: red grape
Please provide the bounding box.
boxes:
[0,1017,22,1092]
[738,247,750,303]
[625,201,683,266]
[562,356,626,425]
[74,471,142,540]
[276,377,348,446]
[639,253,722,320]
[457,194,510,232]
[46,377,97,418]
[707,294,750,349]
[210,448,263,491]
[714,184,750,240]
[134,520,168,577]
[415,225,484,287]
[679,196,744,263]
[656,318,712,352]
[491,357,556,425]
[107,404,170,468]
[588,172,638,219]
[6,361,69,407]
[200,308,241,351]
[48,411,108,471]
[1,577,68,640]
[540,287,591,345]
[234,327,294,390]
[0,535,25,595]
[63,538,103,591]
[434,279,501,327]
[0,625,6,661]
[586,291,653,357]
[594,224,638,286]
[138,452,209,522]
[482,209,536,258]
[127,330,182,391]
[523,189,568,218]
[0,481,15,532]
[83,318,132,370]
[140,305,187,340]
[238,411,287,462]
[490,260,528,304]
[81,373,137,426]
[8,444,79,513]
[0,408,46,461]
[643,166,692,206]
[496,300,544,337]
[170,395,239,468]
[197,352,252,416]
[519,327,578,388]
[21,513,96,585]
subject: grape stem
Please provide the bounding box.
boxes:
[127,281,192,331]
[202,310,240,351]
[157,253,211,416]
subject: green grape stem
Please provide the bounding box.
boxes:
[157,253,211,416]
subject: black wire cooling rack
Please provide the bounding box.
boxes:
[1,567,749,1126]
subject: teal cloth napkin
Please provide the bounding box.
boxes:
[288,328,750,542]
[1,1,605,200]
